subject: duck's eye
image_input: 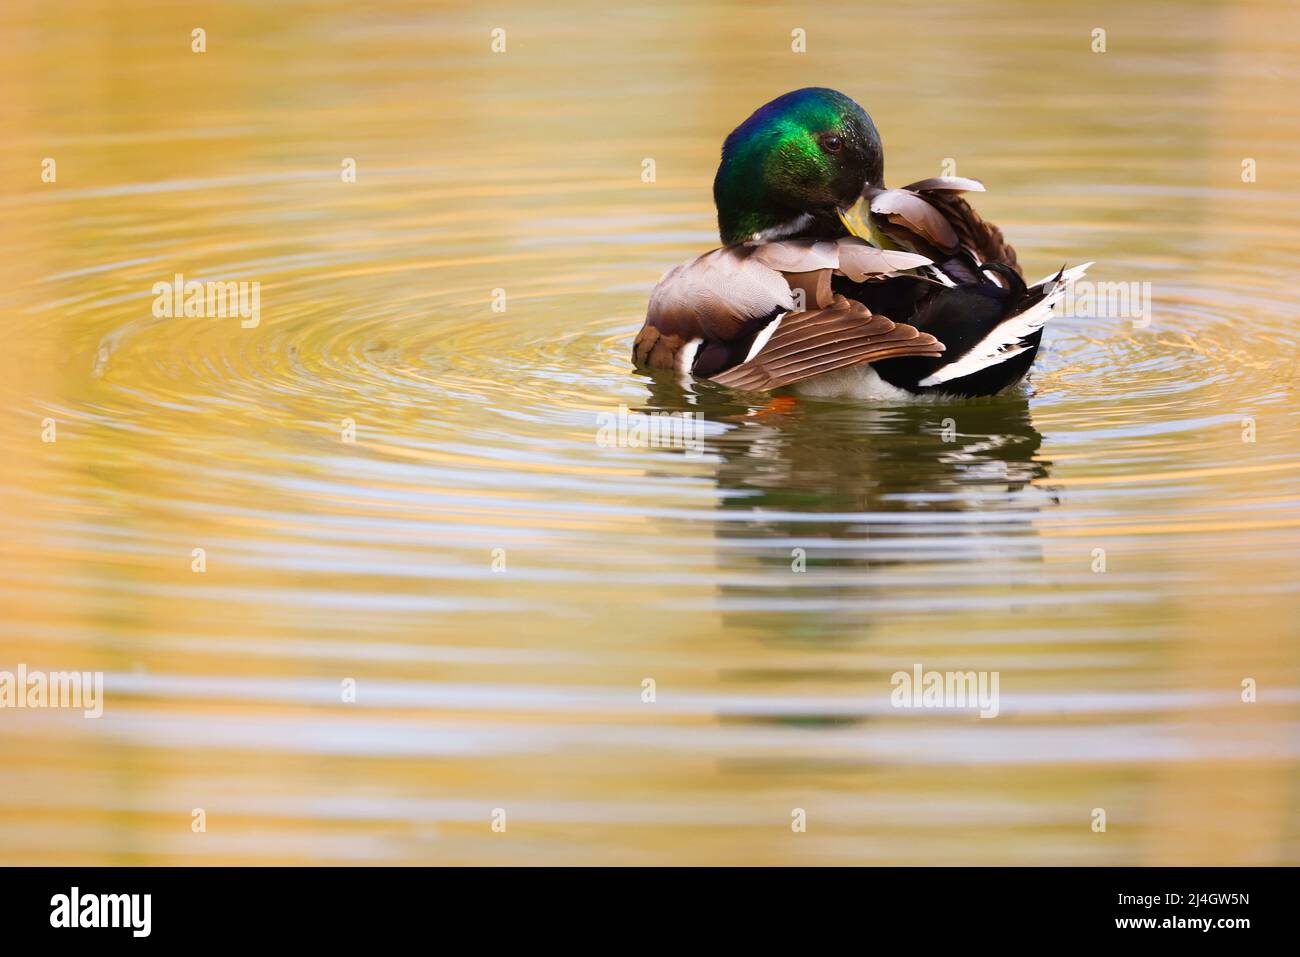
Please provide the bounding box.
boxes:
[820,134,843,154]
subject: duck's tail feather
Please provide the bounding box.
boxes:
[916,261,1092,388]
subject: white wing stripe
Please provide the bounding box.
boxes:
[676,337,703,374]
[743,314,785,363]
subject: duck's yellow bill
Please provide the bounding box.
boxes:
[837,199,875,243]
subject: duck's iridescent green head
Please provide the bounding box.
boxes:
[713,88,884,245]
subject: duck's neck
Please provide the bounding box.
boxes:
[718,204,848,245]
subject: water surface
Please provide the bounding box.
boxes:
[1,0,1298,864]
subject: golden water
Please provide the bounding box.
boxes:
[1,0,1297,864]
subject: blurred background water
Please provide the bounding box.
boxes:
[0,0,1297,864]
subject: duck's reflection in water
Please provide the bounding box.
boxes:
[637,371,1056,644]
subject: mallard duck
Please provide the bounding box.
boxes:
[633,87,1091,398]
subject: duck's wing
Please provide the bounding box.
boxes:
[633,241,942,389]
[633,246,793,371]
[863,176,1020,285]
[709,294,944,391]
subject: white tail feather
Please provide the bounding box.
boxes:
[916,262,1092,388]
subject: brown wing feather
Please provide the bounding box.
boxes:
[645,247,795,343]
[868,189,960,252]
[917,191,1021,277]
[783,269,835,309]
[752,238,931,277]
[634,247,795,370]
[900,175,986,194]
[708,295,944,391]
[632,325,686,368]
[867,179,1020,278]
[633,241,932,372]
